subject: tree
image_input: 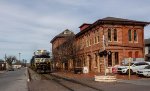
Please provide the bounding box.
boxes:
[6,56,17,66]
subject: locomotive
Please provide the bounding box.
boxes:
[30,50,51,73]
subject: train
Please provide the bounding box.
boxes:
[30,50,52,73]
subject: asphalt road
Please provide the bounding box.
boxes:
[0,68,28,91]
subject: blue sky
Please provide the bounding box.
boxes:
[0,0,150,62]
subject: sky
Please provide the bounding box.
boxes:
[0,0,150,62]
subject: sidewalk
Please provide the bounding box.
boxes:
[51,71,150,91]
[51,71,141,80]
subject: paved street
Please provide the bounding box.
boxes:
[118,78,150,86]
[0,68,28,91]
[1,67,150,91]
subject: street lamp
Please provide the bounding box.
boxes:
[19,53,21,62]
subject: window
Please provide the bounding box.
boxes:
[97,36,100,43]
[94,36,97,44]
[134,30,137,41]
[95,54,98,67]
[128,30,132,41]
[114,29,117,41]
[108,29,111,41]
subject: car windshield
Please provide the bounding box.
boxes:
[145,65,150,69]
[124,63,134,66]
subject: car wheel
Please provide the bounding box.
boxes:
[126,69,133,75]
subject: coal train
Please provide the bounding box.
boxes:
[30,50,52,73]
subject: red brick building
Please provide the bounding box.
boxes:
[50,29,75,70]
[51,17,149,73]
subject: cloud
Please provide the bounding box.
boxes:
[0,0,150,61]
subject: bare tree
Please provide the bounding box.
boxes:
[55,35,81,71]
[6,56,17,66]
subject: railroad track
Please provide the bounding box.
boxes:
[41,74,103,91]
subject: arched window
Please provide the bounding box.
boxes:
[114,29,117,41]
[134,30,137,41]
[108,29,111,41]
[128,30,132,41]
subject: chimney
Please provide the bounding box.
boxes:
[79,23,91,31]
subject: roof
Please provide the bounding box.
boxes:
[76,17,150,37]
[145,38,150,46]
[50,29,74,43]
[101,17,147,23]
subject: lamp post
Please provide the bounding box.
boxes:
[19,53,21,62]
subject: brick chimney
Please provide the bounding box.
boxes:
[79,23,91,31]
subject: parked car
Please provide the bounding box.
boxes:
[137,65,150,77]
[117,61,150,74]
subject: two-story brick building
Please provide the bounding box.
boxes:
[51,17,149,73]
[50,29,75,71]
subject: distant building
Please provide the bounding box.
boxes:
[0,61,6,70]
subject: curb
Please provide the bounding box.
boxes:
[26,67,31,82]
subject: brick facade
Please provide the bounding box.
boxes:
[50,29,75,71]
[51,17,149,73]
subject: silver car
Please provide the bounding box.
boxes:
[137,65,150,77]
[117,62,149,74]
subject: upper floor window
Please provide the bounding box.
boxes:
[108,29,111,41]
[128,30,132,41]
[134,30,137,41]
[114,29,117,41]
